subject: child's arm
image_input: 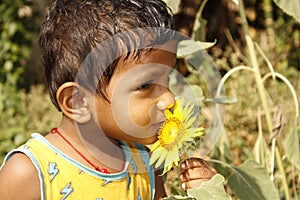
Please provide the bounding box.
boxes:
[0,153,40,200]
[179,157,217,190]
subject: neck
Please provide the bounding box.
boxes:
[53,117,125,173]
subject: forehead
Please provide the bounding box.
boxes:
[115,40,178,73]
[116,48,177,75]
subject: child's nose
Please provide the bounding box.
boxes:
[156,86,175,111]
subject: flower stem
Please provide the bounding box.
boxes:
[175,165,186,196]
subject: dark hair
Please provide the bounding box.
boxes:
[39,0,176,111]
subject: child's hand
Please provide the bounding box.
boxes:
[180,157,217,190]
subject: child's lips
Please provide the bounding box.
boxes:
[152,121,164,133]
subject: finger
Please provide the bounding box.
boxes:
[197,158,217,171]
[180,157,210,172]
[181,178,211,190]
[180,158,201,172]
[180,166,216,182]
[208,164,218,175]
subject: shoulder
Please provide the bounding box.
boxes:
[0,153,41,200]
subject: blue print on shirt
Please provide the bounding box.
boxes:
[61,182,74,200]
[48,162,59,182]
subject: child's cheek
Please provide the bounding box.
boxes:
[128,102,152,127]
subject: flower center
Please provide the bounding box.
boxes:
[158,117,181,149]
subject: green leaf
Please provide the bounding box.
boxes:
[191,0,208,42]
[273,0,300,23]
[177,40,216,58]
[187,174,232,200]
[231,0,239,5]
[204,95,238,104]
[211,129,232,165]
[253,110,271,171]
[162,0,181,14]
[162,195,194,200]
[228,160,280,200]
[283,118,300,170]
[171,84,204,105]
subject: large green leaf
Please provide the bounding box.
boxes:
[163,174,231,200]
[177,40,216,58]
[211,128,232,164]
[273,0,300,23]
[191,0,208,42]
[187,174,232,200]
[283,118,300,170]
[162,0,180,14]
[162,195,194,200]
[253,111,271,171]
[228,160,280,200]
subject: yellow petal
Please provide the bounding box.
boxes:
[164,108,173,119]
[149,97,205,175]
[150,141,161,152]
[183,116,196,129]
[165,149,179,166]
[162,164,172,175]
[149,149,164,165]
[182,102,194,120]
[173,102,182,120]
[161,149,179,174]
[155,150,168,168]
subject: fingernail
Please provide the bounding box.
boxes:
[181,162,186,168]
[186,160,190,167]
[179,174,183,180]
[181,183,186,190]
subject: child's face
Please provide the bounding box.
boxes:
[92,47,176,144]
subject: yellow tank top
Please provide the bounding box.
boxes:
[3,133,155,200]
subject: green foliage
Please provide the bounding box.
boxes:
[227,160,280,200]
[283,118,300,170]
[163,195,194,200]
[164,174,231,200]
[187,174,231,200]
[165,0,300,199]
[0,0,299,199]
[0,85,60,163]
[210,0,299,199]
[177,40,216,58]
[273,0,300,22]
[162,0,181,14]
[0,0,47,164]
[0,83,23,160]
[0,0,39,86]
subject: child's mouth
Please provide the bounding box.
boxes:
[152,121,164,133]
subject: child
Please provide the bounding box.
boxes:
[0,0,217,199]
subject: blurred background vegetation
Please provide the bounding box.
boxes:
[0,0,299,199]
[0,0,61,162]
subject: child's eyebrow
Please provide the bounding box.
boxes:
[133,68,169,82]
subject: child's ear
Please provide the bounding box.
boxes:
[56,82,92,124]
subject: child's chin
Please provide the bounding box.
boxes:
[138,136,158,145]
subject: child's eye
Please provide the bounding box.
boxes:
[137,81,153,90]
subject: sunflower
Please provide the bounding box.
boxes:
[149,98,204,175]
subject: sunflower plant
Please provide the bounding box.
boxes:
[149,97,204,175]
[149,97,231,199]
